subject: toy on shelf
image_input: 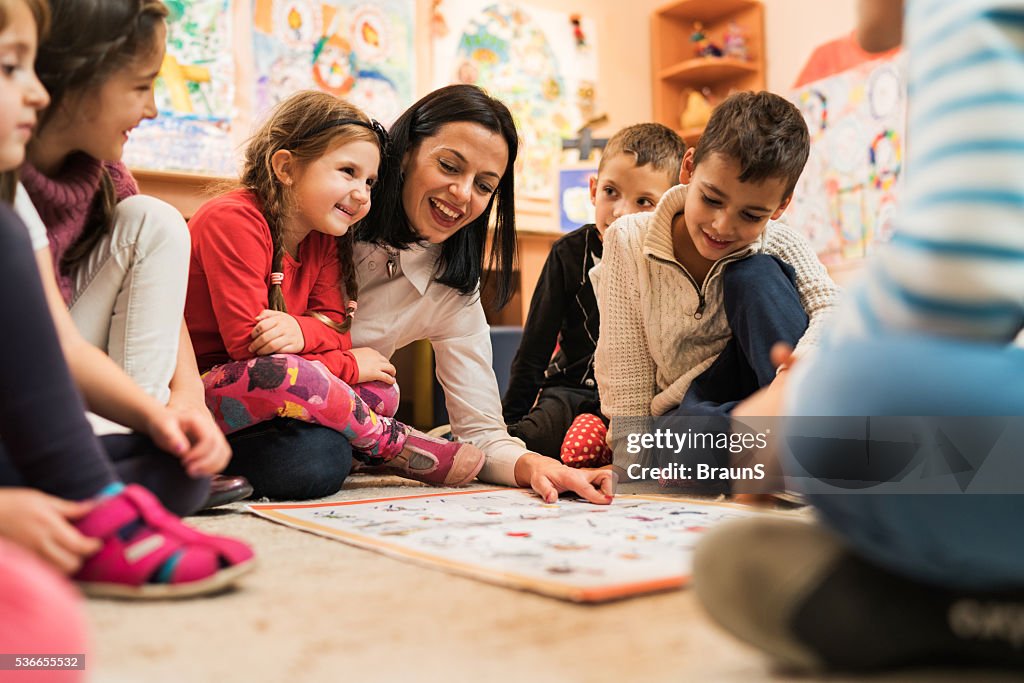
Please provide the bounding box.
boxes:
[691,21,722,58]
[723,21,748,61]
[570,13,586,48]
[680,88,713,130]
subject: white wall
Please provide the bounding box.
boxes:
[419,0,858,131]
[763,0,858,92]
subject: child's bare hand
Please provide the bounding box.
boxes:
[350,347,397,384]
[249,309,304,355]
[166,400,232,477]
[0,489,101,574]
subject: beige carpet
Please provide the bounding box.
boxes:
[83,477,1017,683]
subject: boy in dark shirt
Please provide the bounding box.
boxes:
[502,124,686,464]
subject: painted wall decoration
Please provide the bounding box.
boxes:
[432,1,599,203]
[250,489,760,602]
[786,54,906,264]
[123,0,236,175]
[251,0,415,127]
[558,166,596,232]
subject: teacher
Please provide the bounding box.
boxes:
[354,84,614,504]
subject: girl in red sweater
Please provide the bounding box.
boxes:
[186,91,484,488]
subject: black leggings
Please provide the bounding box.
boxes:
[0,204,207,515]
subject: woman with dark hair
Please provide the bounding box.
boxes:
[352,85,615,503]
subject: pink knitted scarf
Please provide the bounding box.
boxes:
[21,154,138,302]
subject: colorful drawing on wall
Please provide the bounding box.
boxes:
[123,0,236,175]
[252,0,415,127]
[249,489,761,602]
[558,167,596,231]
[786,55,906,264]
[432,1,599,202]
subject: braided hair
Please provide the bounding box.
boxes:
[33,0,168,278]
[241,90,385,333]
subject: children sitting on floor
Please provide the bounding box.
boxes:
[186,90,485,489]
[593,92,839,488]
[502,124,686,469]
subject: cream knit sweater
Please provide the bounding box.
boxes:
[594,183,839,419]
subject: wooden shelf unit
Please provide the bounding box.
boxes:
[652,0,765,147]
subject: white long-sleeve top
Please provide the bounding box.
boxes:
[350,241,526,486]
[594,183,839,419]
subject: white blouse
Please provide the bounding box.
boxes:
[350,241,526,485]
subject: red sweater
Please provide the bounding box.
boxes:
[185,189,358,383]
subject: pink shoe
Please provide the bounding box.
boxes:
[363,429,484,486]
[354,380,400,417]
[560,413,613,468]
[73,485,255,599]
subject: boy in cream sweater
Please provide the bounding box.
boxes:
[594,91,837,475]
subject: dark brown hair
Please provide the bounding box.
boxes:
[693,91,810,199]
[359,84,520,308]
[598,122,687,184]
[33,0,168,277]
[241,90,381,333]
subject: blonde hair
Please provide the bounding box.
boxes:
[241,90,381,333]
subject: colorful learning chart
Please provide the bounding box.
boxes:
[249,489,762,602]
[786,54,906,265]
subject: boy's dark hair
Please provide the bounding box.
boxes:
[359,84,520,308]
[598,123,686,183]
[693,91,810,199]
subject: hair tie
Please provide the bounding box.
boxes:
[300,118,391,156]
[270,272,284,286]
[346,300,358,318]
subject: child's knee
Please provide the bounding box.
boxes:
[723,254,796,299]
[113,195,190,263]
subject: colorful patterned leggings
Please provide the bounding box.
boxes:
[203,354,404,461]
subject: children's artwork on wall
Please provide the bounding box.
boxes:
[249,488,761,602]
[251,0,415,126]
[786,55,906,264]
[123,0,236,175]
[432,1,599,204]
[558,166,596,231]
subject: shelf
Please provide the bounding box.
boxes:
[651,0,764,133]
[132,168,235,220]
[658,57,759,84]
[656,0,760,24]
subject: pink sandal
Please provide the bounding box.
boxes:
[73,485,255,599]
[361,429,485,486]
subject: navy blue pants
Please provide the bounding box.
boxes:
[224,418,354,500]
[657,255,808,492]
[0,204,208,516]
[673,254,809,417]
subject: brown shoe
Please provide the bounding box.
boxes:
[201,475,254,510]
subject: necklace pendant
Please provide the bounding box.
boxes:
[386,257,396,279]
